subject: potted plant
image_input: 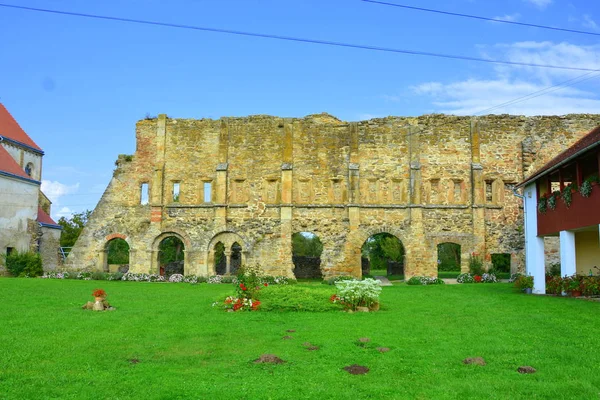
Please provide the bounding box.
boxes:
[565,275,583,297]
[92,289,107,311]
[515,275,534,294]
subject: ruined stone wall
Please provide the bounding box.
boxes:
[65,113,600,278]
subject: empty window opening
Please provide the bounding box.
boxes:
[437,243,461,276]
[230,242,242,275]
[173,182,180,202]
[491,253,511,274]
[292,232,323,279]
[140,183,149,205]
[105,238,130,273]
[485,181,493,203]
[6,247,14,257]
[203,182,212,203]
[25,163,33,177]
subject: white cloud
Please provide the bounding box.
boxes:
[55,207,74,220]
[582,14,598,30]
[491,13,521,22]
[523,0,552,10]
[409,41,600,116]
[41,180,80,204]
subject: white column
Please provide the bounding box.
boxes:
[559,231,576,277]
[523,183,546,294]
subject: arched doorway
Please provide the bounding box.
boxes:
[208,232,246,275]
[158,236,185,277]
[361,233,404,277]
[437,242,461,278]
[104,238,130,273]
[292,232,323,279]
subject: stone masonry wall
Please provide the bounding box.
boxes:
[65,113,600,278]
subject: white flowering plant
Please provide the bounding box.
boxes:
[168,274,184,283]
[334,278,382,310]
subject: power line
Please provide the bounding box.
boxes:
[0,3,599,72]
[474,72,600,115]
[361,0,600,37]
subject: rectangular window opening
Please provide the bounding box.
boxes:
[173,182,180,202]
[140,183,149,205]
[203,182,212,203]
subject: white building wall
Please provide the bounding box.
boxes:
[0,175,39,264]
[523,183,546,294]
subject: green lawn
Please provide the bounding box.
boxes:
[1,278,598,399]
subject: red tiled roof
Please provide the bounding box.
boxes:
[37,207,60,227]
[518,125,600,187]
[0,144,31,180]
[0,103,42,151]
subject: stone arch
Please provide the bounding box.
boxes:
[428,235,472,274]
[360,232,405,277]
[347,225,409,278]
[100,233,131,272]
[207,232,246,275]
[151,231,191,276]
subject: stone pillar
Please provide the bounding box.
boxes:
[278,120,295,277]
[471,120,486,257]
[215,118,229,230]
[224,250,232,275]
[559,230,576,277]
[523,183,546,294]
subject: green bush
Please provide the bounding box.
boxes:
[259,285,341,312]
[4,251,43,277]
[406,276,423,285]
[91,271,109,280]
[549,263,561,277]
[469,254,485,276]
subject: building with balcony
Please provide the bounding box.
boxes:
[517,126,600,293]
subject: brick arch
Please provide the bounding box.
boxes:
[151,229,192,252]
[105,233,128,242]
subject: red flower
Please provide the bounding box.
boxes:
[474,275,482,283]
[252,300,261,311]
[240,283,247,291]
[233,303,242,311]
[92,289,106,298]
[264,283,268,287]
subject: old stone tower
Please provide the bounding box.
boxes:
[65,113,600,278]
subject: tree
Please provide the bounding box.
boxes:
[292,232,323,257]
[361,233,404,273]
[58,210,92,248]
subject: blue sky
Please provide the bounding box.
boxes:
[1,0,599,220]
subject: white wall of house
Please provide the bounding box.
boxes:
[523,183,546,293]
[0,175,39,264]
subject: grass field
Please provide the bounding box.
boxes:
[1,278,598,399]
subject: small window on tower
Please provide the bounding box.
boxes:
[25,163,33,177]
[140,183,149,205]
[204,182,212,203]
[173,182,180,202]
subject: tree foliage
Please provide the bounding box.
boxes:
[107,239,129,265]
[437,243,461,271]
[292,232,323,257]
[159,236,184,265]
[361,233,404,272]
[58,210,92,248]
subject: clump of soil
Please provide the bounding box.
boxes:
[518,366,536,374]
[463,357,486,366]
[376,347,390,353]
[254,354,285,364]
[286,329,296,333]
[306,345,320,351]
[358,337,370,343]
[128,358,140,364]
[282,335,293,340]
[343,364,369,375]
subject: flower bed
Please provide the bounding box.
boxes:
[456,273,498,284]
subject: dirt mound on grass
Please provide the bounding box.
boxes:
[343,364,369,375]
[254,354,285,364]
[518,366,536,374]
[463,357,486,366]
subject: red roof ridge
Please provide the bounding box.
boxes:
[37,206,60,227]
[0,103,42,151]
